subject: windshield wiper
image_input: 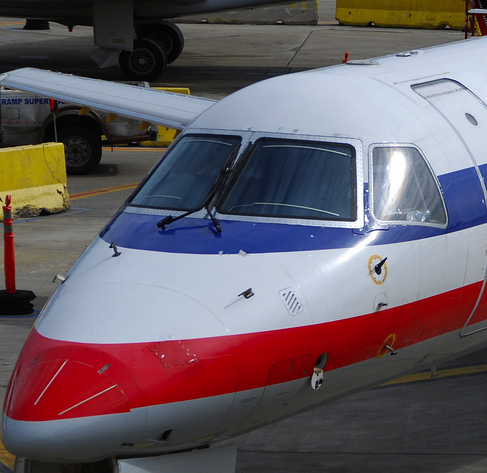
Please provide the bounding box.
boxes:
[156,142,245,233]
[157,211,195,231]
[206,207,222,233]
[157,204,222,233]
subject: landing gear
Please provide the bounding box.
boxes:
[119,38,167,82]
[136,21,184,64]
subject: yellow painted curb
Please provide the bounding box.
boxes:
[139,88,189,147]
[383,364,487,386]
[0,143,69,218]
[336,0,466,29]
[0,433,14,471]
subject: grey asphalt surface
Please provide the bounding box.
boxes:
[2,2,487,472]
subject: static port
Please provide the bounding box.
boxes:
[314,353,328,370]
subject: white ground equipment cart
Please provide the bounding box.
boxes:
[0,85,158,174]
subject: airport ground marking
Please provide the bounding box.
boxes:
[382,363,487,386]
[69,183,139,201]
[69,147,166,201]
[0,434,14,472]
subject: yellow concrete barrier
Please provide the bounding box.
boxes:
[336,0,466,29]
[174,1,318,25]
[0,143,69,218]
[139,87,190,147]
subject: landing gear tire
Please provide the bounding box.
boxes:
[119,38,167,82]
[59,126,102,175]
[136,21,184,64]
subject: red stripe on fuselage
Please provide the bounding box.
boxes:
[4,281,483,422]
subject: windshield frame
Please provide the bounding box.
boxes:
[215,132,364,228]
[124,131,364,228]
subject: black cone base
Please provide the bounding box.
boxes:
[0,290,36,315]
[23,20,50,30]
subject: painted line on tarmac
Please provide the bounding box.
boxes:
[70,183,139,201]
[383,363,487,386]
[102,147,165,151]
[68,147,165,201]
[0,434,14,473]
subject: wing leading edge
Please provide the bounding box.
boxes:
[0,68,216,129]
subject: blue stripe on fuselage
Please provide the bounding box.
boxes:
[100,166,487,254]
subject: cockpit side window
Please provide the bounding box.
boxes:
[129,135,241,210]
[218,138,356,221]
[371,146,446,226]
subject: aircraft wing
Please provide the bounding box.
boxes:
[0,67,216,129]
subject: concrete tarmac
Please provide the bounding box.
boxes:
[2,6,487,473]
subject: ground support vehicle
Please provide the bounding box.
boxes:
[0,87,158,174]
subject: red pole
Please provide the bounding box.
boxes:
[3,195,16,294]
[0,197,35,314]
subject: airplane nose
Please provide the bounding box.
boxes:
[5,357,130,421]
[2,341,142,461]
[1,414,50,459]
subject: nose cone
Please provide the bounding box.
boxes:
[1,414,50,459]
[2,409,133,462]
[1,334,142,462]
[5,357,130,422]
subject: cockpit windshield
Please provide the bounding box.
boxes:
[129,134,358,225]
[218,138,356,221]
[130,135,241,210]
